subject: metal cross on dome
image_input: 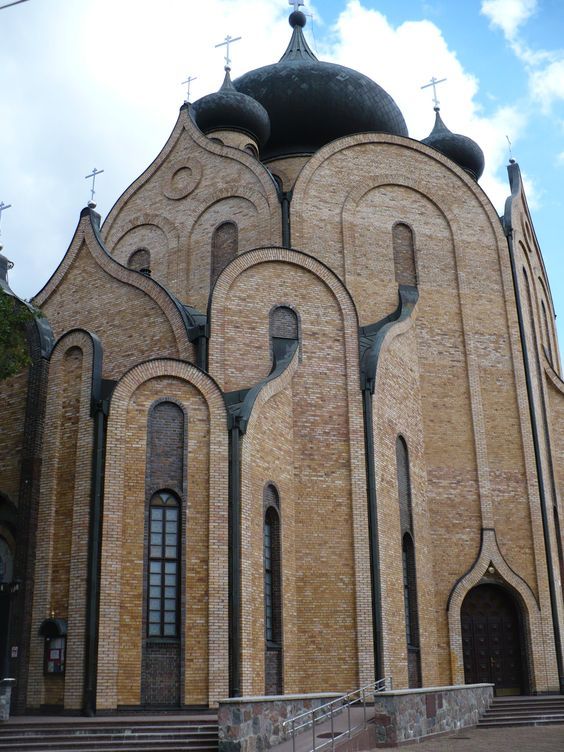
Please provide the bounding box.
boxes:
[0,201,11,227]
[182,75,198,102]
[215,34,242,70]
[289,0,304,11]
[85,168,104,204]
[421,76,447,109]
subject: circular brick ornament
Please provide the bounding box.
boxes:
[163,158,202,200]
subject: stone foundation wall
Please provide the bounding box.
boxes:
[218,693,342,752]
[371,683,493,746]
[0,679,16,721]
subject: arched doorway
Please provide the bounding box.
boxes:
[461,584,525,696]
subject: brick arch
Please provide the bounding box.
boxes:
[108,213,180,253]
[27,328,100,711]
[97,358,228,710]
[293,132,499,222]
[447,529,544,690]
[208,246,360,385]
[210,247,374,689]
[33,210,194,361]
[186,186,276,247]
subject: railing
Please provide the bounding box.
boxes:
[282,678,392,752]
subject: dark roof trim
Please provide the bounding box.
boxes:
[359,284,419,394]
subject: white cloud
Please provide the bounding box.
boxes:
[327,1,525,209]
[557,152,564,165]
[530,59,564,112]
[481,0,538,40]
[481,0,564,112]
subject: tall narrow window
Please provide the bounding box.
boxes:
[396,436,421,688]
[541,300,553,364]
[555,506,564,602]
[264,484,283,694]
[270,306,299,366]
[392,223,417,287]
[143,401,184,706]
[211,222,238,289]
[148,491,180,638]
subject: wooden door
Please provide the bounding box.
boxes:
[461,584,523,696]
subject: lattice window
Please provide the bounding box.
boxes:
[147,491,180,638]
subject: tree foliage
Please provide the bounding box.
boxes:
[0,289,38,380]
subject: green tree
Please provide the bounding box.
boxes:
[0,289,39,380]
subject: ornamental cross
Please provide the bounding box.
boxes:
[215,34,242,70]
[85,168,104,203]
[0,202,12,234]
[289,0,304,11]
[421,76,447,109]
[182,75,198,102]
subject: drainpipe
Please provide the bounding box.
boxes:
[227,418,242,697]
[83,379,113,715]
[361,384,385,682]
[505,219,564,695]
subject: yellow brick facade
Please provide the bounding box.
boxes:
[1,17,563,715]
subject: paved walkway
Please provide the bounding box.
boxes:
[378,724,564,751]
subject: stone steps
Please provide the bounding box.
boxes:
[0,717,218,752]
[477,696,564,729]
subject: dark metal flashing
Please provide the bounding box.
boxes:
[360,285,419,393]
[503,161,564,694]
[359,284,418,683]
[84,338,106,717]
[34,317,55,359]
[225,339,298,435]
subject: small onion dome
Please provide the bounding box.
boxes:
[422,108,485,180]
[234,11,408,161]
[192,68,271,148]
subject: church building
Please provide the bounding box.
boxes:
[0,7,563,715]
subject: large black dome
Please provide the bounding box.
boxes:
[233,14,408,161]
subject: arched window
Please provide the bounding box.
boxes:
[270,306,298,341]
[396,436,413,534]
[396,436,421,688]
[541,299,553,364]
[211,222,238,289]
[392,223,417,287]
[264,484,283,695]
[554,506,564,602]
[142,400,185,706]
[128,248,151,275]
[402,533,421,688]
[148,491,180,638]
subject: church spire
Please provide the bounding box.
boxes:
[280,4,317,62]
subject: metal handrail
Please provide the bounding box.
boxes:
[282,677,392,752]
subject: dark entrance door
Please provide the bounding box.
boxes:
[461,584,524,696]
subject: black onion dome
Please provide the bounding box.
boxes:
[192,68,271,148]
[422,108,485,180]
[233,13,408,161]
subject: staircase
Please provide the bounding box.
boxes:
[0,714,218,751]
[478,695,564,728]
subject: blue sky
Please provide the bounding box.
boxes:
[0,0,562,356]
